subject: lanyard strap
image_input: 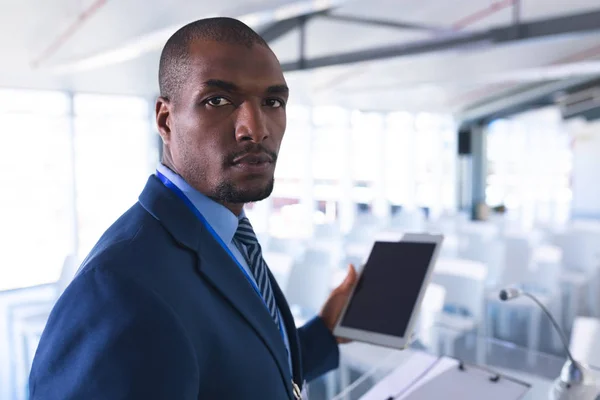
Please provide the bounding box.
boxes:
[155,171,286,343]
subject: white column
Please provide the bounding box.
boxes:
[339,119,355,234]
[300,108,315,234]
[372,114,390,221]
[250,198,273,234]
[404,121,417,211]
[67,92,79,258]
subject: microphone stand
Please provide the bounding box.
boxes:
[499,288,600,400]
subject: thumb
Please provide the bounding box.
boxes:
[340,264,357,291]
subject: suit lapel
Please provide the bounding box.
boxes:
[139,176,293,395]
[195,226,293,389]
[267,268,304,386]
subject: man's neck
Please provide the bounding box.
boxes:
[160,161,244,217]
[223,203,244,217]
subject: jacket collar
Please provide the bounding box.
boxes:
[139,175,297,397]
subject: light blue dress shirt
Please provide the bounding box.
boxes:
[156,164,292,372]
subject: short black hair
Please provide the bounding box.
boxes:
[158,17,269,102]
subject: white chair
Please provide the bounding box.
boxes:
[311,223,345,268]
[457,222,502,286]
[555,226,600,272]
[284,247,334,319]
[438,234,460,258]
[263,251,294,292]
[2,254,79,400]
[427,211,460,235]
[430,258,488,357]
[498,233,533,285]
[555,226,600,319]
[313,222,341,240]
[570,317,600,367]
[413,283,446,351]
[344,214,384,245]
[267,237,305,260]
[530,245,563,354]
[487,242,563,357]
[388,207,426,232]
[560,271,594,336]
[528,245,562,291]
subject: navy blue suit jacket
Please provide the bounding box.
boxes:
[29,175,339,399]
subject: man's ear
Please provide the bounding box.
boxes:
[156,97,172,145]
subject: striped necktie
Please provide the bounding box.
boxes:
[234,217,280,328]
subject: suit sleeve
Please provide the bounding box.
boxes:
[29,268,199,400]
[297,316,340,382]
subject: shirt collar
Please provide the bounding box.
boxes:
[156,163,244,244]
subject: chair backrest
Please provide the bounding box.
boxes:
[415,283,446,346]
[263,251,294,292]
[284,248,334,315]
[389,208,426,232]
[438,234,460,258]
[313,223,341,240]
[527,245,562,291]
[499,235,533,285]
[458,221,498,264]
[570,317,600,366]
[420,283,446,314]
[458,232,503,286]
[267,237,305,259]
[431,258,487,320]
[555,227,600,272]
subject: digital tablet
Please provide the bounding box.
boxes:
[333,233,444,349]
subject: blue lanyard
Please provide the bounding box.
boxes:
[155,171,287,344]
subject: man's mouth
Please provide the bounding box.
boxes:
[230,152,274,173]
[232,153,274,165]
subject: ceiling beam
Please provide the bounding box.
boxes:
[259,14,313,42]
[320,13,451,33]
[458,76,600,123]
[281,9,600,72]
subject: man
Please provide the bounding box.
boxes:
[29,17,357,400]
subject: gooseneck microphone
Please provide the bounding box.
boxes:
[499,287,599,400]
[498,288,576,364]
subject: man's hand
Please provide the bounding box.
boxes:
[319,264,358,344]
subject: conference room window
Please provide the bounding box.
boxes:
[0,89,73,289]
[384,111,416,208]
[414,112,457,217]
[351,111,384,210]
[73,94,153,258]
[486,108,572,229]
[312,106,350,205]
[383,111,456,217]
[273,104,311,198]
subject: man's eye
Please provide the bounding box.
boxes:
[206,97,232,107]
[265,99,284,108]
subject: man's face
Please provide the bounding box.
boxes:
[158,40,288,206]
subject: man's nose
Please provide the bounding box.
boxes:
[235,101,269,143]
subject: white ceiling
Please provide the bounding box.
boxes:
[1,0,600,113]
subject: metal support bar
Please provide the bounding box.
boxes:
[282,30,491,71]
[282,8,600,72]
[259,17,304,43]
[459,76,596,123]
[299,16,307,69]
[513,0,521,25]
[470,124,487,220]
[259,10,326,43]
[321,13,451,33]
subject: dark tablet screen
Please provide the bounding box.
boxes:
[340,241,437,336]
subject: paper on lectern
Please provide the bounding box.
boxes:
[360,351,530,400]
